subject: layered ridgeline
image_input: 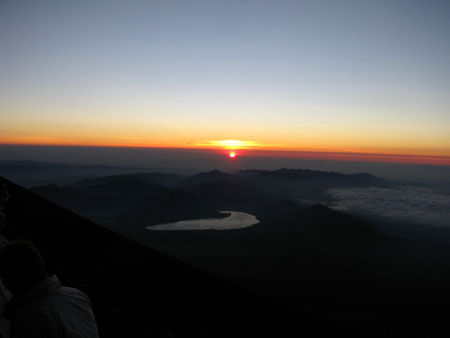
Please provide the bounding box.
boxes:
[30,168,395,229]
[25,168,450,337]
[0,176,347,338]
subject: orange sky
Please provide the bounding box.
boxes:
[1,137,449,166]
[1,1,450,168]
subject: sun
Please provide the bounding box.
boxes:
[229,152,236,158]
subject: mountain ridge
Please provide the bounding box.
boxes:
[1,176,347,338]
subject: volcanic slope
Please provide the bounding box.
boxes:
[0,176,347,338]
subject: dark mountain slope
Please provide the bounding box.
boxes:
[0,160,142,187]
[69,176,168,198]
[0,177,348,338]
[137,200,450,337]
[31,182,228,230]
[31,184,121,215]
[32,173,228,229]
[68,172,185,189]
[116,188,226,227]
[176,170,271,208]
[30,168,398,231]
[176,169,239,186]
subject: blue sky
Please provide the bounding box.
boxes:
[1,0,450,158]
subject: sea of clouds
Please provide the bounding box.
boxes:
[329,186,450,227]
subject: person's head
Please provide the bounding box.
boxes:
[0,240,48,295]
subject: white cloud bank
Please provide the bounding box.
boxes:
[329,186,450,227]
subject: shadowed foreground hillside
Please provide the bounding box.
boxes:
[24,169,450,337]
[0,177,348,338]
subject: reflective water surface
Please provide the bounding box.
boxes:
[146,211,259,231]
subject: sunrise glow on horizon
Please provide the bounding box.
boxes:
[1,1,449,167]
[1,139,449,166]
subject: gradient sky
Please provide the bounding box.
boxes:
[1,0,450,163]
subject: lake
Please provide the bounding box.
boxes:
[146,211,259,231]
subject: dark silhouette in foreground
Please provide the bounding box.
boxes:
[0,241,99,338]
[0,176,351,337]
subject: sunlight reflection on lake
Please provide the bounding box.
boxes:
[146,211,259,231]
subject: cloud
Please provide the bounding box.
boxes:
[329,186,450,226]
[194,140,267,149]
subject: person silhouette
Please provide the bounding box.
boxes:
[0,241,99,338]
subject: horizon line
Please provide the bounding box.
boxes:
[1,142,450,166]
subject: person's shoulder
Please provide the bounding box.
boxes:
[59,286,88,297]
[55,286,92,303]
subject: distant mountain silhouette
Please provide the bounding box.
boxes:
[29,168,398,230]
[116,188,225,227]
[69,172,185,189]
[237,168,394,189]
[31,184,112,213]
[177,169,241,186]
[0,160,147,187]
[1,176,348,338]
[68,176,168,198]
[176,170,267,208]
[4,167,450,337]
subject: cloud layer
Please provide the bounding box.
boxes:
[329,186,450,227]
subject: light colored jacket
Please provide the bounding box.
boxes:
[4,275,99,338]
[0,280,10,338]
